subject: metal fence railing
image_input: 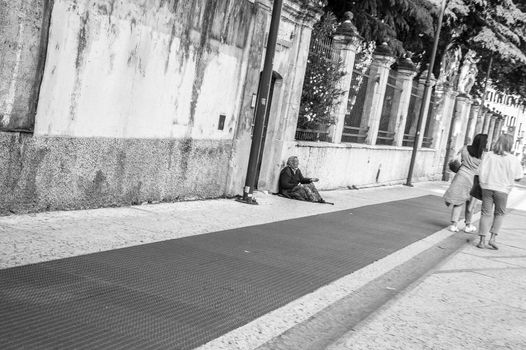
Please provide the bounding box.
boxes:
[310,36,338,62]
[342,69,370,144]
[294,33,338,143]
[377,70,401,146]
[295,128,330,142]
[403,82,423,147]
[376,130,396,145]
[403,134,433,148]
[341,125,369,143]
[422,136,433,148]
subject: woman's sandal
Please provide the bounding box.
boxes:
[488,241,499,250]
[476,241,486,249]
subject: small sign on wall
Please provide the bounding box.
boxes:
[218,114,226,130]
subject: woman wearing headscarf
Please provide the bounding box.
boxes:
[279,156,324,202]
[443,133,488,232]
[476,134,523,249]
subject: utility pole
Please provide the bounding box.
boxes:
[239,0,283,204]
[405,0,446,186]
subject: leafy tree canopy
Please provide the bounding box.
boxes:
[326,0,438,60]
[434,0,526,98]
[324,0,526,99]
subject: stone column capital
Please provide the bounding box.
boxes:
[471,104,481,112]
[397,68,418,80]
[267,0,325,29]
[332,34,362,52]
[455,96,471,107]
[371,54,396,70]
[334,11,362,39]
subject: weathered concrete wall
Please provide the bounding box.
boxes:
[280,141,440,191]
[0,0,329,213]
[35,0,254,139]
[0,0,48,130]
[0,132,231,214]
[225,0,323,195]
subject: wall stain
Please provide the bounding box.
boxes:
[167,139,175,169]
[178,138,193,183]
[4,134,50,213]
[96,0,115,19]
[127,181,142,205]
[69,10,90,123]
[75,12,89,69]
[187,0,219,134]
[115,148,127,196]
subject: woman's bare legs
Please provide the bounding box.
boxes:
[449,204,464,231]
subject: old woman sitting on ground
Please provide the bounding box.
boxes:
[279,156,324,203]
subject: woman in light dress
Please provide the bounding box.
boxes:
[443,134,488,232]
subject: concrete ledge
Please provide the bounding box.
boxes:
[0,132,232,214]
[294,140,436,152]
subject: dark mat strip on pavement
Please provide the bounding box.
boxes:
[0,195,449,350]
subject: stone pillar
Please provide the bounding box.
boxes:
[464,99,479,144]
[492,117,503,143]
[329,29,361,143]
[416,72,437,148]
[452,94,472,151]
[408,69,436,148]
[429,85,446,149]
[482,109,491,134]
[443,94,470,181]
[487,114,496,147]
[390,58,417,146]
[359,43,396,145]
[472,102,484,135]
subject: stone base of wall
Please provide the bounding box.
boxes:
[285,141,441,191]
[0,132,232,215]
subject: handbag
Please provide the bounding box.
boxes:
[448,159,461,173]
[470,175,482,200]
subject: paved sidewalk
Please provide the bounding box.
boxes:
[1,181,525,349]
[328,188,526,350]
[0,182,448,269]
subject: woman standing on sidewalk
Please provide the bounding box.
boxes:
[443,133,488,232]
[476,134,523,249]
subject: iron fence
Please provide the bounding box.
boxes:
[377,70,401,146]
[342,70,370,144]
[403,134,433,148]
[341,125,369,143]
[295,128,330,142]
[311,36,338,62]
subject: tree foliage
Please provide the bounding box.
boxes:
[326,0,437,61]
[440,0,526,98]
[325,0,526,99]
[297,13,346,130]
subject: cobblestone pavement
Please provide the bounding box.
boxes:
[327,186,526,350]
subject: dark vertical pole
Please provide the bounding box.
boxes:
[405,0,446,186]
[241,0,283,204]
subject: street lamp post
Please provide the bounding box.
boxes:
[239,0,283,204]
[405,0,447,186]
